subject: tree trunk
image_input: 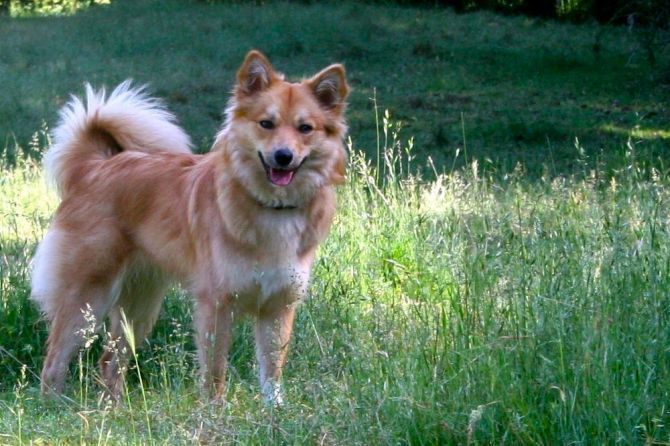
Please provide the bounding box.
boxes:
[0,0,10,16]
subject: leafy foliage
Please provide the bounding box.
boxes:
[0,0,109,17]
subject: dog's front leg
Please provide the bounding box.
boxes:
[194,293,233,400]
[255,301,297,406]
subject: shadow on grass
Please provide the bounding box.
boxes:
[0,0,668,178]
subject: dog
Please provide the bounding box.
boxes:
[30,50,349,404]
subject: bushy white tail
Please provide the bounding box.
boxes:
[45,80,192,196]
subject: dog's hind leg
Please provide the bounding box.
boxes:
[33,227,130,396]
[99,263,167,400]
[39,282,116,396]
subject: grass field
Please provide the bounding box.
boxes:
[1,0,670,444]
[1,0,668,173]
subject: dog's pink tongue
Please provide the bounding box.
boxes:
[270,168,294,186]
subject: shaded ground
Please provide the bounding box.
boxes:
[0,0,668,175]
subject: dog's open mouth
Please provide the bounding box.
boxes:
[268,168,295,187]
[258,152,301,187]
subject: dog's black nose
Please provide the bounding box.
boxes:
[274,148,293,167]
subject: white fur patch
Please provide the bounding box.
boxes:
[211,212,311,306]
[218,249,311,307]
[30,229,64,317]
[261,379,284,406]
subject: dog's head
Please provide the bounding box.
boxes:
[216,50,349,208]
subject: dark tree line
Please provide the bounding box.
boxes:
[384,0,668,26]
[1,0,668,26]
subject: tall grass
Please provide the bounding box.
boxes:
[1,116,669,444]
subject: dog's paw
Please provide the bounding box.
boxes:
[261,380,285,407]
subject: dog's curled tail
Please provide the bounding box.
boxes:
[45,80,192,196]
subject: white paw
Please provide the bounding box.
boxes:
[261,380,284,407]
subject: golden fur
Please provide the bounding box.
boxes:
[31,51,349,403]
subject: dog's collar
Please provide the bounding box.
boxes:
[252,195,299,211]
[270,203,298,210]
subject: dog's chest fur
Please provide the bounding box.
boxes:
[212,208,313,306]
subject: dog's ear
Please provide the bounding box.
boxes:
[306,64,349,113]
[236,50,278,96]
[331,147,347,185]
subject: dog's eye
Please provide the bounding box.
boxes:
[298,124,314,134]
[259,120,275,130]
